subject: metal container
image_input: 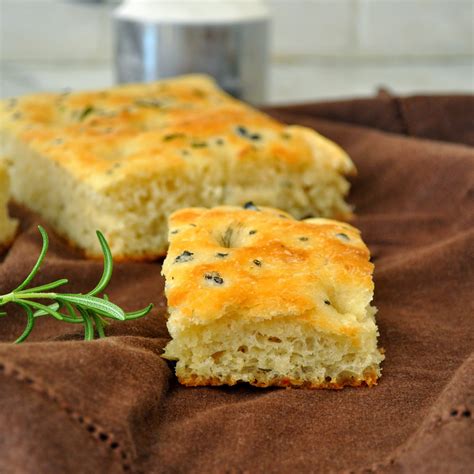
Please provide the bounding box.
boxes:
[114,2,269,104]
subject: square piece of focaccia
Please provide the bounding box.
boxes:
[0,75,355,260]
[0,162,18,250]
[162,204,384,389]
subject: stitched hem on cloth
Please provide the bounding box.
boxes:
[0,359,134,473]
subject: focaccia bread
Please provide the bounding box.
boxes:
[0,75,355,259]
[162,204,384,389]
[0,162,18,250]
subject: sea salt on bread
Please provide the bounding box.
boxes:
[0,75,354,260]
[0,162,18,250]
[162,204,384,389]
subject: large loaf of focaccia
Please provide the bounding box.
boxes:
[0,75,355,259]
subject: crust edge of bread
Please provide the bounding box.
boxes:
[174,364,382,389]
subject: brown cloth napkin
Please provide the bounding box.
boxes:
[1,94,473,474]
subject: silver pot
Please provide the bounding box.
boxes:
[114,13,269,104]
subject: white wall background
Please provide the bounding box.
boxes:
[1,0,473,102]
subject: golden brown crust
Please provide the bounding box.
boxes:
[163,205,373,333]
[0,74,354,192]
[176,368,381,389]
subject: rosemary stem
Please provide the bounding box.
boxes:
[0,292,13,305]
[2,226,153,342]
[0,292,57,304]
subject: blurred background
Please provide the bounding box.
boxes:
[0,0,473,104]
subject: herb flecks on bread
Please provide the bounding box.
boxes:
[162,205,384,389]
[0,75,354,260]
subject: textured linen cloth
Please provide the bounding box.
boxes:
[0,94,473,474]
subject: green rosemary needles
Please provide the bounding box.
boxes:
[0,226,153,343]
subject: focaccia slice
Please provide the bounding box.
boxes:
[162,204,384,389]
[0,75,354,260]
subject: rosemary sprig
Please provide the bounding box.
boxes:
[0,226,153,343]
